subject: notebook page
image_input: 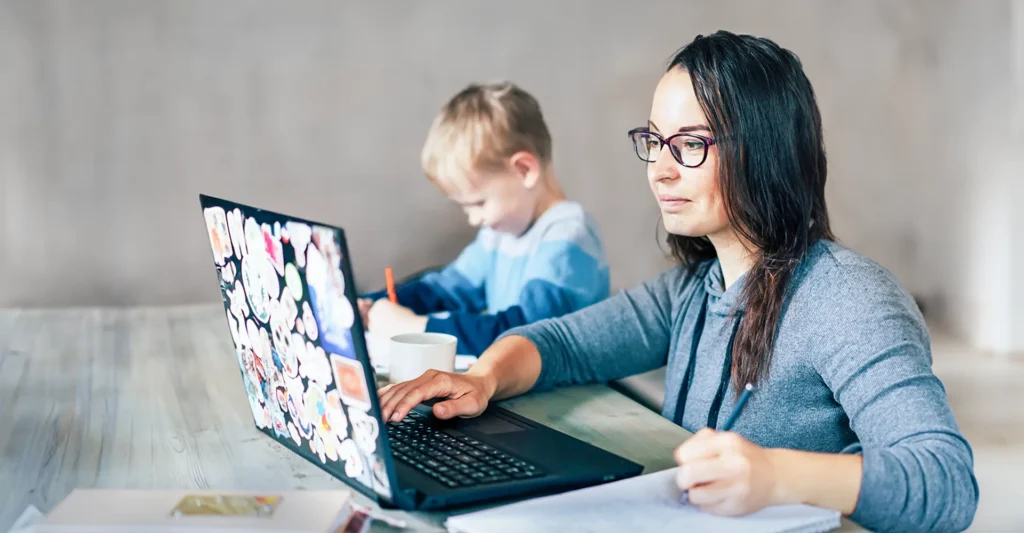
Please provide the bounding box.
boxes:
[445,468,841,533]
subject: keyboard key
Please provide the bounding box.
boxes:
[454,475,475,486]
[425,459,441,468]
[453,454,476,463]
[436,465,452,474]
[443,479,459,488]
[478,474,510,484]
[469,471,486,479]
[454,464,474,474]
[466,449,486,458]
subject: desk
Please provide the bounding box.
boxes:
[0,306,865,532]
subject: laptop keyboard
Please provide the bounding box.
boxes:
[386,411,546,489]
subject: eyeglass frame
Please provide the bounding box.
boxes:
[627,127,718,168]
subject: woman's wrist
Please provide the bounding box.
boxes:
[766,448,803,506]
[767,448,862,515]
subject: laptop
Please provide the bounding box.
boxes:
[198,194,643,511]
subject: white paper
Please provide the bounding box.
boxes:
[445,468,841,533]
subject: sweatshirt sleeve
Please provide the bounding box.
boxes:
[501,267,687,391]
[814,265,978,532]
[363,231,492,315]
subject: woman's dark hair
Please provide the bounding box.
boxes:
[666,31,834,393]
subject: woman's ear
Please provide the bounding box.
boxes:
[509,152,542,190]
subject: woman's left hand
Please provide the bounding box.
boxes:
[674,428,787,516]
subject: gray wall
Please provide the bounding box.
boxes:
[0,0,1014,321]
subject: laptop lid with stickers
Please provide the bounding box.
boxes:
[198,194,405,508]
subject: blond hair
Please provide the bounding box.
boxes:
[421,82,552,187]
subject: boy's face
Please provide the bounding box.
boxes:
[444,165,537,236]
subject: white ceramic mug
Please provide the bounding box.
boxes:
[388,333,458,383]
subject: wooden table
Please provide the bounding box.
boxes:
[0,306,865,532]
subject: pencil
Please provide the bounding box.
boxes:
[721,383,754,432]
[385,267,397,303]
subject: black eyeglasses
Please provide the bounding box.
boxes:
[627,128,717,167]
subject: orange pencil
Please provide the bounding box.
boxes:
[385,267,397,303]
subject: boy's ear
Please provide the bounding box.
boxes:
[509,152,542,189]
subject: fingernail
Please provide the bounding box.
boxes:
[436,405,446,417]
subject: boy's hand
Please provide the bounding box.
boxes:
[357,298,374,327]
[367,299,428,340]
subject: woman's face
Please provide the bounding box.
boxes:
[646,68,730,239]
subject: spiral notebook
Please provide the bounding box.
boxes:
[445,467,841,533]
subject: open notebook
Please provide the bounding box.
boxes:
[445,467,841,533]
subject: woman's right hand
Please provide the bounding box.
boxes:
[378,369,498,422]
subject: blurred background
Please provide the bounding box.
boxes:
[1,0,1022,355]
[1,0,1023,530]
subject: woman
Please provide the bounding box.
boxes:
[378,31,978,532]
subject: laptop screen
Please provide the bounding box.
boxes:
[199,195,396,504]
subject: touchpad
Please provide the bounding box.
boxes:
[464,415,528,435]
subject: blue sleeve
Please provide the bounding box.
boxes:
[423,279,582,356]
[362,233,492,315]
[424,236,611,356]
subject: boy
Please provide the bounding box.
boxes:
[360,82,609,357]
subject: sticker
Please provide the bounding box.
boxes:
[241,255,278,323]
[371,455,392,499]
[325,435,339,462]
[281,226,290,243]
[248,326,273,379]
[228,280,249,320]
[312,225,342,269]
[253,351,268,381]
[303,383,330,441]
[306,245,354,355]
[170,494,281,518]
[245,319,261,357]
[296,317,306,337]
[302,302,318,341]
[227,208,247,259]
[299,341,333,386]
[270,307,295,367]
[278,333,300,378]
[244,217,265,260]
[350,409,379,454]
[326,390,349,442]
[313,432,327,464]
[270,404,288,439]
[220,262,237,284]
[339,438,363,478]
[284,264,303,301]
[288,421,302,446]
[286,222,312,267]
[260,405,271,429]
[331,354,371,411]
[241,350,265,403]
[279,287,299,325]
[261,223,285,277]
[204,207,233,265]
[275,387,287,412]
